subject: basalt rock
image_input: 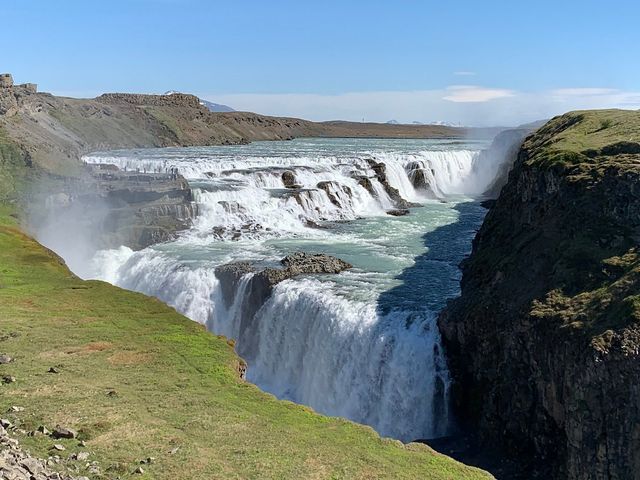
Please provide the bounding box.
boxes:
[281,170,299,188]
[386,209,409,216]
[365,159,420,209]
[214,253,352,357]
[316,181,353,208]
[439,110,640,479]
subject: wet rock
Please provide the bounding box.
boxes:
[281,170,300,188]
[214,262,256,308]
[386,209,410,216]
[280,252,352,275]
[365,159,420,209]
[356,176,377,197]
[215,253,352,358]
[316,181,353,208]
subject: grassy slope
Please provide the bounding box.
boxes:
[0,205,489,479]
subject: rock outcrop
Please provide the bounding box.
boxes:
[0,425,80,480]
[0,74,13,87]
[365,158,420,209]
[215,253,352,355]
[36,164,198,250]
[439,110,640,479]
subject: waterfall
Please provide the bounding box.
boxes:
[82,138,496,442]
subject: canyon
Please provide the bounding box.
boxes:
[2,77,639,479]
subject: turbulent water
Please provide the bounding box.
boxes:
[81,138,492,442]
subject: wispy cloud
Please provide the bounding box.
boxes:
[443,85,516,103]
[187,86,640,127]
[552,88,618,96]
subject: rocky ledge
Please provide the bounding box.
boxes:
[215,253,352,357]
[438,110,640,479]
[37,164,197,250]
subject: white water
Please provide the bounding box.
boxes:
[81,137,497,441]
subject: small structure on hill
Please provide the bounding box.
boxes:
[0,73,14,88]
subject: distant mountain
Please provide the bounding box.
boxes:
[164,91,235,113]
[428,120,464,127]
[199,98,235,113]
[387,119,464,127]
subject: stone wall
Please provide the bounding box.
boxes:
[0,73,13,88]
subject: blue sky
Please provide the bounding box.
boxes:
[2,0,639,125]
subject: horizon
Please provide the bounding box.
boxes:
[2,0,639,126]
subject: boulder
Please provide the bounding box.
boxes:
[52,426,77,439]
[281,170,299,188]
[387,209,410,216]
[0,354,13,364]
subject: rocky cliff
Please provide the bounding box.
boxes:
[439,110,640,479]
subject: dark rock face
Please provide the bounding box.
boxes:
[316,181,353,208]
[438,111,640,479]
[406,161,438,198]
[38,165,198,251]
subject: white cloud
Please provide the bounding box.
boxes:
[442,85,516,103]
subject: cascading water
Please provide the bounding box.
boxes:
[81,137,497,442]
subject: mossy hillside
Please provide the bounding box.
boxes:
[0,127,30,202]
[0,205,490,480]
[525,109,640,171]
[468,109,640,337]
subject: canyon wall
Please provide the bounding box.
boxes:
[439,110,640,479]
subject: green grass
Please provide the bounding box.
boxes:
[0,126,30,202]
[0,205,489,480]
[536,109,640,156]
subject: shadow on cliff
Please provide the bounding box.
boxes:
[376,200,486,316]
